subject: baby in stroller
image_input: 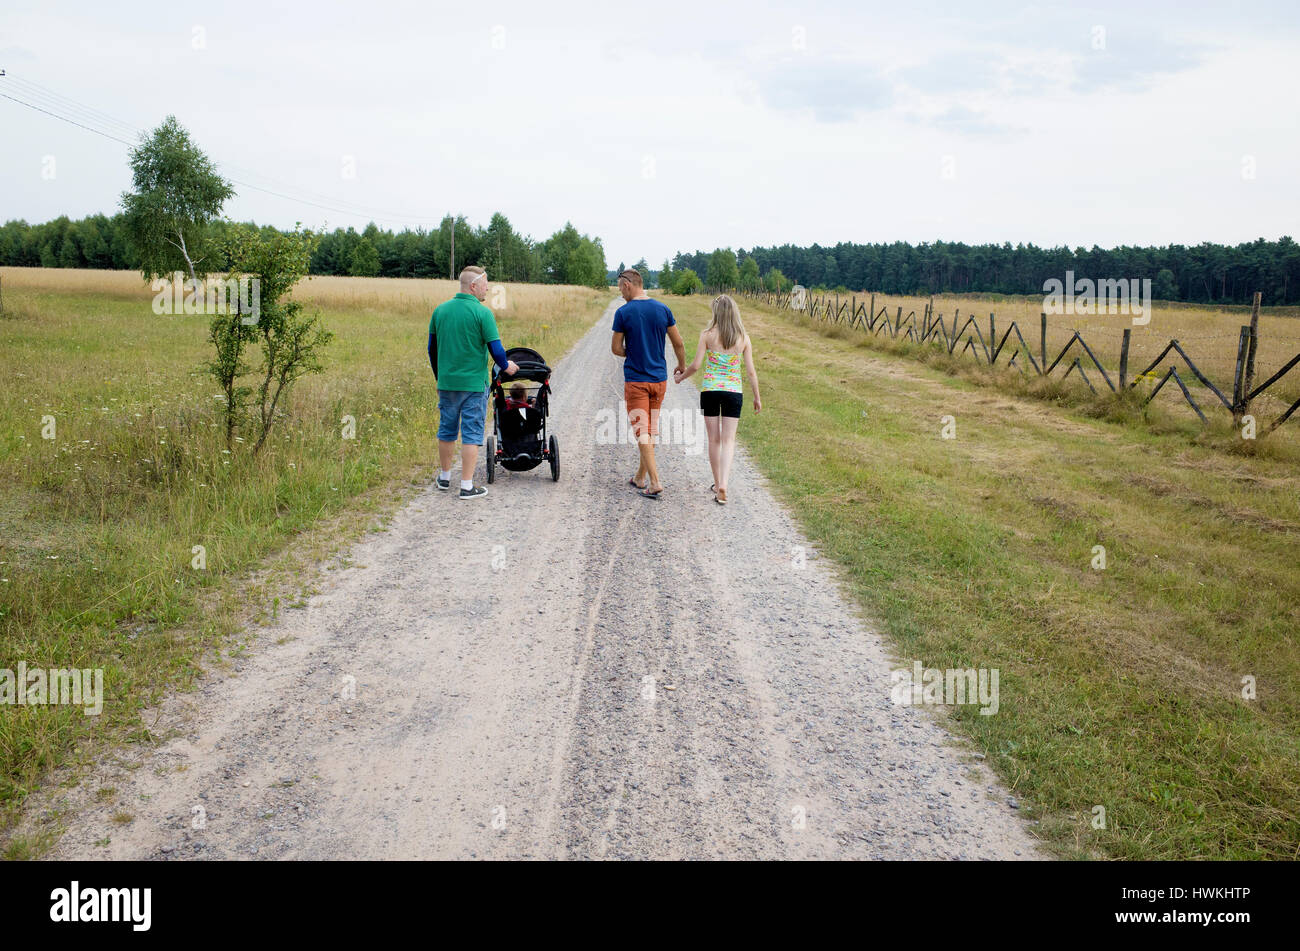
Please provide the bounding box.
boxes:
[486,346,559,482]
[505,383,533,411]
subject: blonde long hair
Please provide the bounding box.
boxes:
[707,294,745,350]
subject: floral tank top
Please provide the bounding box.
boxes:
[702,349,743,393]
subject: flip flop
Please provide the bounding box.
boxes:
[639,488,663,500]
[629,477,646,490]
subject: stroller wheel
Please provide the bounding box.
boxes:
[485,436,496,484]
[548,435,559,482]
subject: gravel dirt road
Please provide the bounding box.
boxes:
[43,299,1042,860]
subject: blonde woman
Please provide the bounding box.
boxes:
[674,295,762,505]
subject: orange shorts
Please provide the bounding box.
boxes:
[624,380,668,438]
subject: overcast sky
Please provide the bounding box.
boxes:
[3,0,1298,269]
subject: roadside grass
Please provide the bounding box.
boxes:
[0,267,609,835]
[671,293,1300,860]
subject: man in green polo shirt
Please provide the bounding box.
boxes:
[428,266,518,499]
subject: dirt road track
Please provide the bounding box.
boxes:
[42,299,1041,860]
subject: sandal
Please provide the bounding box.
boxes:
[640,488,663,500]
[715,488,728,505]
[629,477,646,490]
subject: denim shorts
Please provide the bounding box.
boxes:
[437,387,488,445]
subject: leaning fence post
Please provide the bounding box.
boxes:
[1232,325,1251,423]
[1040,312,1048,373]
[1242,291,1262,420]
[989,313,996,364]
[1119,328,1131,391]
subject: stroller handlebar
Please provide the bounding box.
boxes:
[495,360,551,384]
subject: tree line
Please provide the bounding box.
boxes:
[665,238,1300,305]
[0,212,610,289]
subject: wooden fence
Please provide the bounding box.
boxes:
[728,286,1300,435]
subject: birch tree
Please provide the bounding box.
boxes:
[121,116,233,297]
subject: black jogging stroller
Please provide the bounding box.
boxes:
[486,346,558,483]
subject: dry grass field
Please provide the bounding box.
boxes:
[798,290,1300,422]
[1,267,604,348]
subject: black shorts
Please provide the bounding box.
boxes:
[700,390,743,418]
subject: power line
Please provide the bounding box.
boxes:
[226,176,443,223]
[0,73,451,228]
[211,156,446,225]
[4,75,143,139]
[0,93,135,146]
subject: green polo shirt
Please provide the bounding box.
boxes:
[429,292,501,391]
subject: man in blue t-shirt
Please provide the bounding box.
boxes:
[610,268,685,498]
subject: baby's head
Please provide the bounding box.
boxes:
[509,383,526,402]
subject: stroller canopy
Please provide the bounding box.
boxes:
[495,346,551,384]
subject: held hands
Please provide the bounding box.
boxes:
[672,365,687,384]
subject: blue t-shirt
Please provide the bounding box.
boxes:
[612,298,676,382]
